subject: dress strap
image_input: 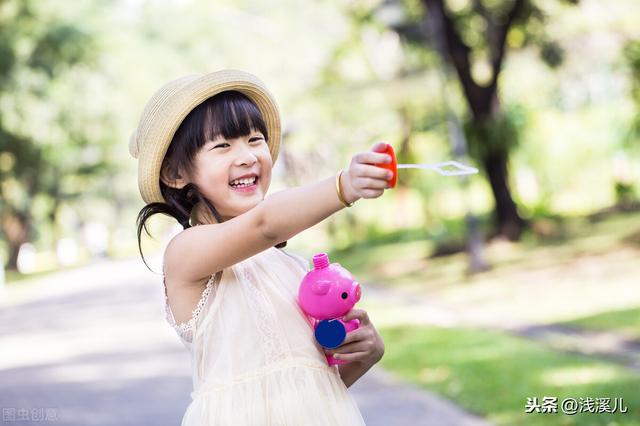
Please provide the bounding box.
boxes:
[163,270,223,336]
[279,249,310,272]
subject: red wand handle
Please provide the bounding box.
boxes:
[373,143,398,188]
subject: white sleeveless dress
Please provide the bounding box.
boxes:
[163,246,366,425]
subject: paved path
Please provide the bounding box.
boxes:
[512,324,640,372]
[0,258,192,425]
[0,257,491,426]
[351,366,490,426]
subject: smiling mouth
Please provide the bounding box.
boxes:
[229,176,259,191]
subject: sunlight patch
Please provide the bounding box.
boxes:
[542,365,623,386]
[418,366,451,384]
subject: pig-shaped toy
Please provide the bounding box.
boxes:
[298,253,362,365]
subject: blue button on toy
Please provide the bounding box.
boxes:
[315,319,346,349]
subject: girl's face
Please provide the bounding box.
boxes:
[189,129,272,220]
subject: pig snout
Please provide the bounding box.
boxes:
[352,282,361,303]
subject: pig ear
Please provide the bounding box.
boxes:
[311,280,330,295]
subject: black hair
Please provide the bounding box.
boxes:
[136,90,285,272]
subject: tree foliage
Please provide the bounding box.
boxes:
[0,0,111,270]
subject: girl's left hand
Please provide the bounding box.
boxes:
[325,308,385,365]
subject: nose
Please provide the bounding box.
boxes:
[353,282,361,303]
[234,143,258,166]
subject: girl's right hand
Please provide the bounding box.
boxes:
[340,142,394,204]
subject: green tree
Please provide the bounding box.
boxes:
[375,0,578,240]
[0,0,110,270]
[624,40,640,145]
[614,39,640,207]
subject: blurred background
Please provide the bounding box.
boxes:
[0,0,639,425]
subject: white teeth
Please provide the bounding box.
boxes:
[230,177,257,187]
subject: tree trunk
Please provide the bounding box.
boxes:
[481,149,524,240]
[421,0,526,240]
[2,211,30,271]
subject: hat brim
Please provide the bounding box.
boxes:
[133,70,281,204]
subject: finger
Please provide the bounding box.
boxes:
[340,327,369,345]
[355,176,389,190]
[361,188,385,199]
[333,351,369,362]
[370,141,388,152]
[350,164,392,181]
[361,164,394,180]
[354,151,391,165]
[328,340,370,355]
[343,308,371,325]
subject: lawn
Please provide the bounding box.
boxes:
[379,325,640,425]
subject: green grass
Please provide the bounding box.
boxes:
[558,308,640,340]
[379,325,640,426]
[332,211,640,327]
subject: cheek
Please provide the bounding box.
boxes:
[258,149,273,181]
[261,163,273,187]
[194,167,228,197]
[260,174,271,192]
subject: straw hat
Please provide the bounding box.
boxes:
[129,69,281,204]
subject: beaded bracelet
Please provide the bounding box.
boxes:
[336,169,354,207]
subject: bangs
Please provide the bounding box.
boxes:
[202,91,269,144]
[168,90,269,170]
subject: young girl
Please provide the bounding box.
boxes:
[129,69,391,425]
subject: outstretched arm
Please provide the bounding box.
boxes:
[261,144,392,242]
[165,142,392,284]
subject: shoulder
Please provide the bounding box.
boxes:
[165,225,201,252]
[161,212,280,283]
[163,227,209,284]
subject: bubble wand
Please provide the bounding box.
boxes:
[373,143,478,187]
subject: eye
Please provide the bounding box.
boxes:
[249,136,264,143]
[211,142,230,150]
[341,292,348,300]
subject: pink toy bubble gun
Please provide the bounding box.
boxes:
[372,143,478,188]
[298,253,362,366]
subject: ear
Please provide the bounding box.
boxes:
[311,280,330,295]
[160,161,189,189]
